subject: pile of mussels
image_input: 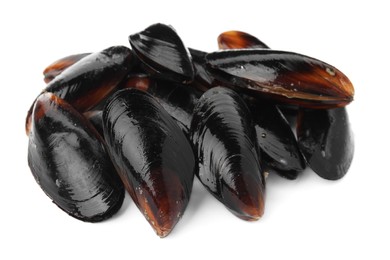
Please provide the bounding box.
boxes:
[26,23,354,237]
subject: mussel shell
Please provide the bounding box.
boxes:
[45,46,134,112]
[206,49,354,108]
[27,93,124,222]
[103,88,195,237]
[217,30,269,49]
[297,107,354,180]
[26,46,134,135]
[129,23,194,83]
[190,87,265,220]
[247,99,305,179]
[43,53,91,83]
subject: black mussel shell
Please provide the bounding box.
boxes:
[297,107,354,180]
[45,46,134,112]
[27,93,124,222]
[217,30,269,49]
[129,23,194,83]
[247,99,305,179]
[206,49,354,108]
[43,53,91,83]
[103,88,195,237]
[190,87,265,220]
[26,46,134,135]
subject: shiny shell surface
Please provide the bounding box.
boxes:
[206,49,354,108]
[190,87,265,220]
[129,23,194,83]
[27,93,124,222]
[44,46,134,112]
[103,88,195,237]
[297,107,354,180]
[248,99,305,179]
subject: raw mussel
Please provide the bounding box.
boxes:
[27,92,124,222]
[103,88,195,237]
[206,49,354,108]
[297,107,354,180]
[190,87,265,220]
[26,46,134,135]
[43,46,134,112]
[129,23,195,83]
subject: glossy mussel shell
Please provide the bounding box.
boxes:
[43,53,91,83]
[190,87,265,220]
[26,46,134,135]
[217,30,269,49]
[206,49,354,108]
[27,93,124,222]
[248,100,305,179]
[129,23,195,83]
[103,88,195,237]
[297,107,354,180]
[44,46,134,112]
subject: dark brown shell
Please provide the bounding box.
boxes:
[217,30,269,49]
[190,87,265,220]
[27,93,124,222]
[297,107,354,180]
[129,23,194,83]
[103,88,195,237]
[206,49,354,108]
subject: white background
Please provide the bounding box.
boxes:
[1,1,389,259]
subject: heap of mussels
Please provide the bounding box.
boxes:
[26,23,354,237]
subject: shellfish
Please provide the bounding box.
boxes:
[26,23,355,237]
[27,93,124,222]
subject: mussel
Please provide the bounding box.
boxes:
[206,49,354,108]
[129,23,195,83]
[190,87,265,220]
[27,93,124,222]
[103,88,195,237]
[26,46,134,135]
[25,24,355,238]
[297,107,354,180]
[44,46,134,112]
